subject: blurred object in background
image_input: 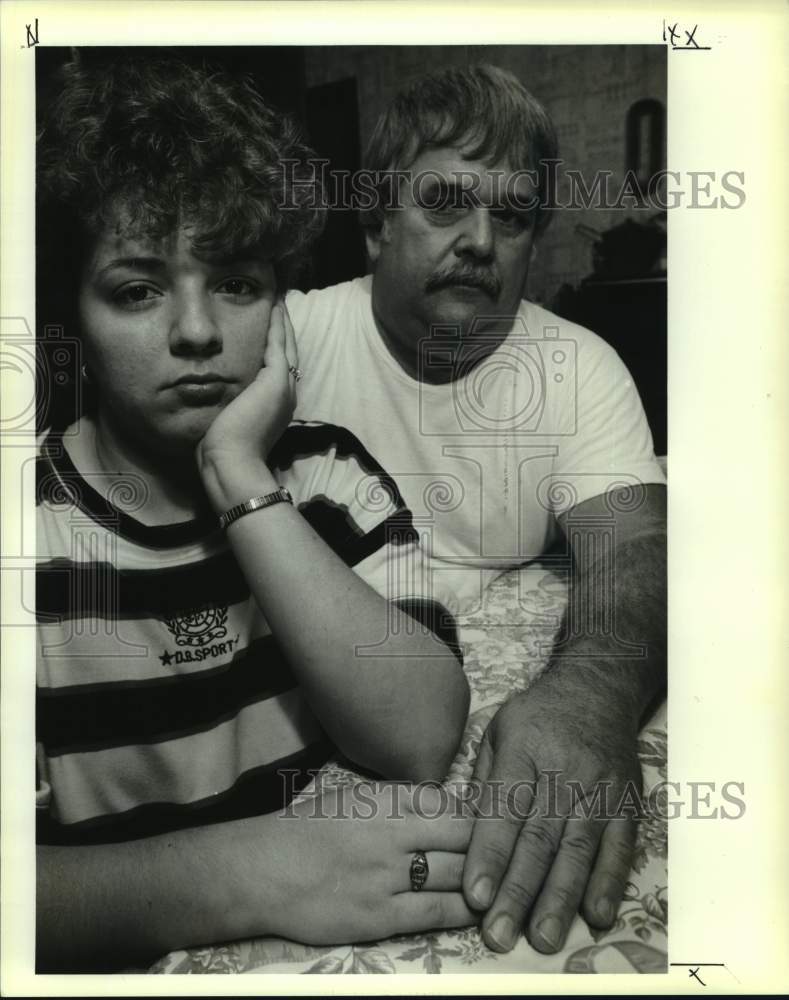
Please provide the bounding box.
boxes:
[552,211,666,455]
[575,213,666,281]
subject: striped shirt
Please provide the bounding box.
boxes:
[36,420,449,845]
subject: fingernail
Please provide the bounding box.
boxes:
[488,913,517,951]
[597,898,615,924]
[472,875,493,909]
[537,914,564,951]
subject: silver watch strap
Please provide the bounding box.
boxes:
[218,487,293,530]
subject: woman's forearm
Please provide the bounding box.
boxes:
[37,816,274,971]
[201,456,469,781]
[38,784,477,971]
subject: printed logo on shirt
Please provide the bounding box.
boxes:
[158,633,241,666]
[165,606,228,647]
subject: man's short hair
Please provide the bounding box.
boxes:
[361,63,559,235]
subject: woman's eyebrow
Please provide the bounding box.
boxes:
[95,256,167,280]
[203,254,267,268]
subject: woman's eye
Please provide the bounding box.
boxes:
[112,284,161,308]
[217,277,259,299]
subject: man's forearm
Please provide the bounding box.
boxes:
[541,528,667,726]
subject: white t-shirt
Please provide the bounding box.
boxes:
[289,276,665,610]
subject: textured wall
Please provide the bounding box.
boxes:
[304,45,666,306]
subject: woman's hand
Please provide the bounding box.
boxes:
[38,784,477,971]
[196,302,298,510]
[250,783,478,945]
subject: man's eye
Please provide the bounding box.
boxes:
[112,284,161,308]
[427,204,466,219]
[423,199,472,225]
[418,185,475,212]
[217,277,259,298]
[491,208,529,232]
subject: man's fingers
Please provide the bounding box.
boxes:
[581,816,637,929]
[462,744,537,913]
[392,891,479,935]
[479,810,565,952]
[525,817,604,953]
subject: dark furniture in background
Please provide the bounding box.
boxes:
[553,276,667,456]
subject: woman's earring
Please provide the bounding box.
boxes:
[81,363,91,384]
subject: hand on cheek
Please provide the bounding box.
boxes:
[195,303,297,510]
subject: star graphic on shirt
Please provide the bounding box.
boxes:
[159,650,173,665]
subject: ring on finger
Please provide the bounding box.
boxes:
[288,365,303,382]
[410,851,429,891]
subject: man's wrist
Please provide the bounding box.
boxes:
[539,650,661,732]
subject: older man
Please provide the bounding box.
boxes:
[288,64,666,956]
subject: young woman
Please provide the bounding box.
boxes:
[35,51,472,970]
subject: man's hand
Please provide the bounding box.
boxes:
[462,675,642,954]
[462,484,666,953]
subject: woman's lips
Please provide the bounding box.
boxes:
[168,374,232,405]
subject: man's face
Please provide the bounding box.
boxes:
[367,145,538,376]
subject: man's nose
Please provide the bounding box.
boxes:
[169,292,222,356]
[455,208,494,259]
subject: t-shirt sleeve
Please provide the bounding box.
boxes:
[271,422,461,649]
[546,324,666,513]
[270,421,417,565]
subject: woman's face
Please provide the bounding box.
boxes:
[78,223,277,456]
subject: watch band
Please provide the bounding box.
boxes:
[218,487,293,530]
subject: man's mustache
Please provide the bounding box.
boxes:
[425,265,501,299]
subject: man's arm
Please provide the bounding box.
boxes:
[462,483,666,953]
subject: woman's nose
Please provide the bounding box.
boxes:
[455,208,494,259]
[169,293,222,356]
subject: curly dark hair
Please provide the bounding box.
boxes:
[36,50,325,428]
[37,50,325,285]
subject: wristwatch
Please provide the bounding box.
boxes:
[218,487,293,530]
